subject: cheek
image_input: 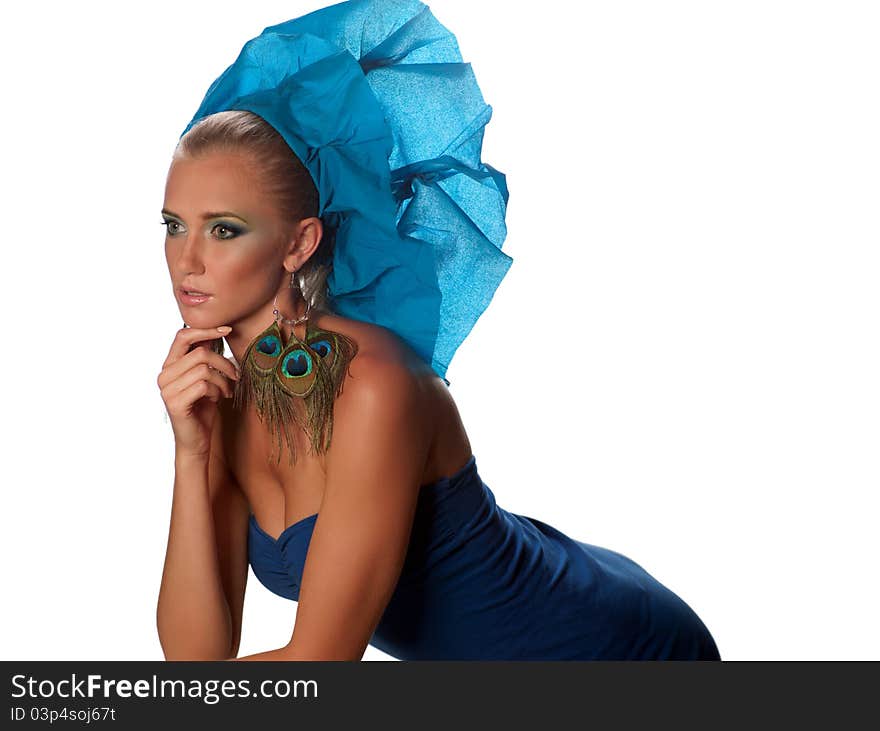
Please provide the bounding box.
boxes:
[216,246,278,297]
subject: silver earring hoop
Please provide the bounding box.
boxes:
[274,269,311,327]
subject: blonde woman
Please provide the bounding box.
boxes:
[155,0,720,662]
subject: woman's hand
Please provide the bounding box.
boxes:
[157,326,240,458]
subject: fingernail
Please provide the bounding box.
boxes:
[217,326,232,334]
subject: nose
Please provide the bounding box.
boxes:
[170,230,206,279]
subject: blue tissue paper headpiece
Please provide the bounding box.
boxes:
[180,0,512,381]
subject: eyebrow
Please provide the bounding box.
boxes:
[161,208,249,224]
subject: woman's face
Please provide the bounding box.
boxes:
[162,149,294,331]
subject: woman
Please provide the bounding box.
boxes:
[155,0,721,661]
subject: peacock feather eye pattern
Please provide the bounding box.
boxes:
[245,321,285,374]
[258,334,281,356]
[233,317,359,466]
[309,338,332,359]
[274,334,319,398]
[306,333,335,368]
[282,347,313,376]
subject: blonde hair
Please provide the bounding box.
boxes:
[173,109,335,313]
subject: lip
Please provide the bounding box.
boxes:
[178,286,213,306]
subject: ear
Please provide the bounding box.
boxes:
[282,217,323,271]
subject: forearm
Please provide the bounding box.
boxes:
[230,642,362,661]
[229,646,295,661]
[230,646,344,661]
[156,451,232,660]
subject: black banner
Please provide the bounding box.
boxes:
[4,661,878,727]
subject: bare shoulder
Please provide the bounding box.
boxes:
[316,310,436,464]
[315,309,472,484]
[313,309,436,390]
[329,319,428,421]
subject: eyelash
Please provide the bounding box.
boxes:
[160,220,242,240]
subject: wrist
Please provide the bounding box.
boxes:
[174,448,211,466]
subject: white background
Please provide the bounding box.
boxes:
[1,0,877,660]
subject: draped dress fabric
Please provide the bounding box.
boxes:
[248,454,721,660]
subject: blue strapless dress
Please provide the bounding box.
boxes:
[248,454,721,660]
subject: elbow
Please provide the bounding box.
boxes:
[157,621,234,661]
[156,599,234,661]
[283,639,366,662]
[163,650,236,661]
[159,639,236,661]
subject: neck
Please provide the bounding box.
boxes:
[224,287,312,366]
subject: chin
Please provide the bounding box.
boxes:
[179,311,220,328]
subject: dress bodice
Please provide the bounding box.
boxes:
[247,454,720,660]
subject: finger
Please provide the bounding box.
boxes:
[160,346,240,391]
[174,344,240,382]
[166,377,226,417]
[159,330,238,389]
[162,364,234,410]
[162,362,236,404]
[199,350,240,383]
[163,326,232,369]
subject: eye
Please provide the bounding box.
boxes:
[212,223,241,240]
[161,219,183,235]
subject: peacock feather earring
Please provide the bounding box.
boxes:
[232,270,358,466]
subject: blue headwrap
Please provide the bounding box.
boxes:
[180,0,512,381]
